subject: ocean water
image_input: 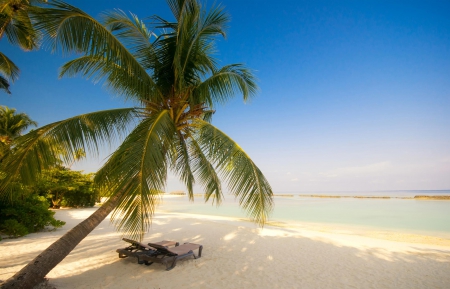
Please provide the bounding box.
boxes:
[159,190,450,236]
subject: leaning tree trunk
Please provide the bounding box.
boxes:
[1,194,121,289]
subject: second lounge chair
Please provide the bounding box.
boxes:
[141,242,203,271]
[116,238,179,264]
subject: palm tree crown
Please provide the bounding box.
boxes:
[0,105,37,163]
[0,105,37,144]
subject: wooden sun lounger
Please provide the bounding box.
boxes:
[116,238,179,264]
[141,242,203,271]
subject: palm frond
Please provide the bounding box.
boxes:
[101,9,156,67]
[169,131,195,200]
[0,108,138,196]
[0,74,11,94]
[179,2,228,78]
[194,64,258,107]
[59,55,157,102]
[112,187,162,242]
[33,0,161,102]
[0,0,41,50]
[188,135,222,204]
[150,0,224,91]
[194,119,273,226]
[95,110,176,240]
[165,0,189,20]
[0,51,20,82]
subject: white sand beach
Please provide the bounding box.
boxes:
[1,207,450,289]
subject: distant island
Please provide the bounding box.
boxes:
[281,194,450,200]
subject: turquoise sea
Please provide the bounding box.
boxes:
[159,190,450,236]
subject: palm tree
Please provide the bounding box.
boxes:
[0,105,37,142]
[0,105,37,159]
[0,0,46,93]
[0,0,273,288]
[67,148,85,168]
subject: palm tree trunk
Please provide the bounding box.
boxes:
[1,193,121,289]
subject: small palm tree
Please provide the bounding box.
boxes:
[0,105,37,143]
[0,105,37,159]
[0,0,46,93]
[67,148,85,168]
[0,0,273,288]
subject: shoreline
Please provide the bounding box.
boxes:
[167,193,450,200]
[296,194,450,200]
[159,194,450,237]
[1,208,449,288]
[158,210,450,247]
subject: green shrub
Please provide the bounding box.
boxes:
[0,194,66,238]
[60,187,97,208]
[1,219,28,238]
[33,167,99,208]
[50,219,65,228]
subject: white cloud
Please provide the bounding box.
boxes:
[322,161,392,178]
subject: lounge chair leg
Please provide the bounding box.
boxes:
[144,261,154,266]
[166,259,178,271]
[118,253,127,258]
[197,245,203,258]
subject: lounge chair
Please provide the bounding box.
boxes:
[116,238,179,264]
[141,242,203,271]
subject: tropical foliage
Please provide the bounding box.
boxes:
[2,0,273,238]
[0,106,65,240]
[0,194,65,238]
[0,105,37,167]
[0,0,46,93]
[0,51,19,93]
[33,166,99,208]
[0,105,37,144]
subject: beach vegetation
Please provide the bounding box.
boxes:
[0,194,65,239]
[33,166,99,208]
[0,0,273,287]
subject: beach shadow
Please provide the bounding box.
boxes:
[3,213,450,289]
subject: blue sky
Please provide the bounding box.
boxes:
[2,0,449,192]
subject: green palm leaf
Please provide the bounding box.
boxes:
[34,0,161,102]
[0,74,11,93]
[59,55,153,101]
[0,0,43,50]
[194,119,273,226]
[178,2,228,77]
[0,51,20,82]
[194,64,258,107]
[96,110,176,240]
[0,108,138,195]
[189,136,222,204]
[169,131,195,200]
[101,9,156,67]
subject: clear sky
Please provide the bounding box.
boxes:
[2,0,449,192]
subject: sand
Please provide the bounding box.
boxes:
[1,207,450,289]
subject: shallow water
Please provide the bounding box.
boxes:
[159,190,450,236]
